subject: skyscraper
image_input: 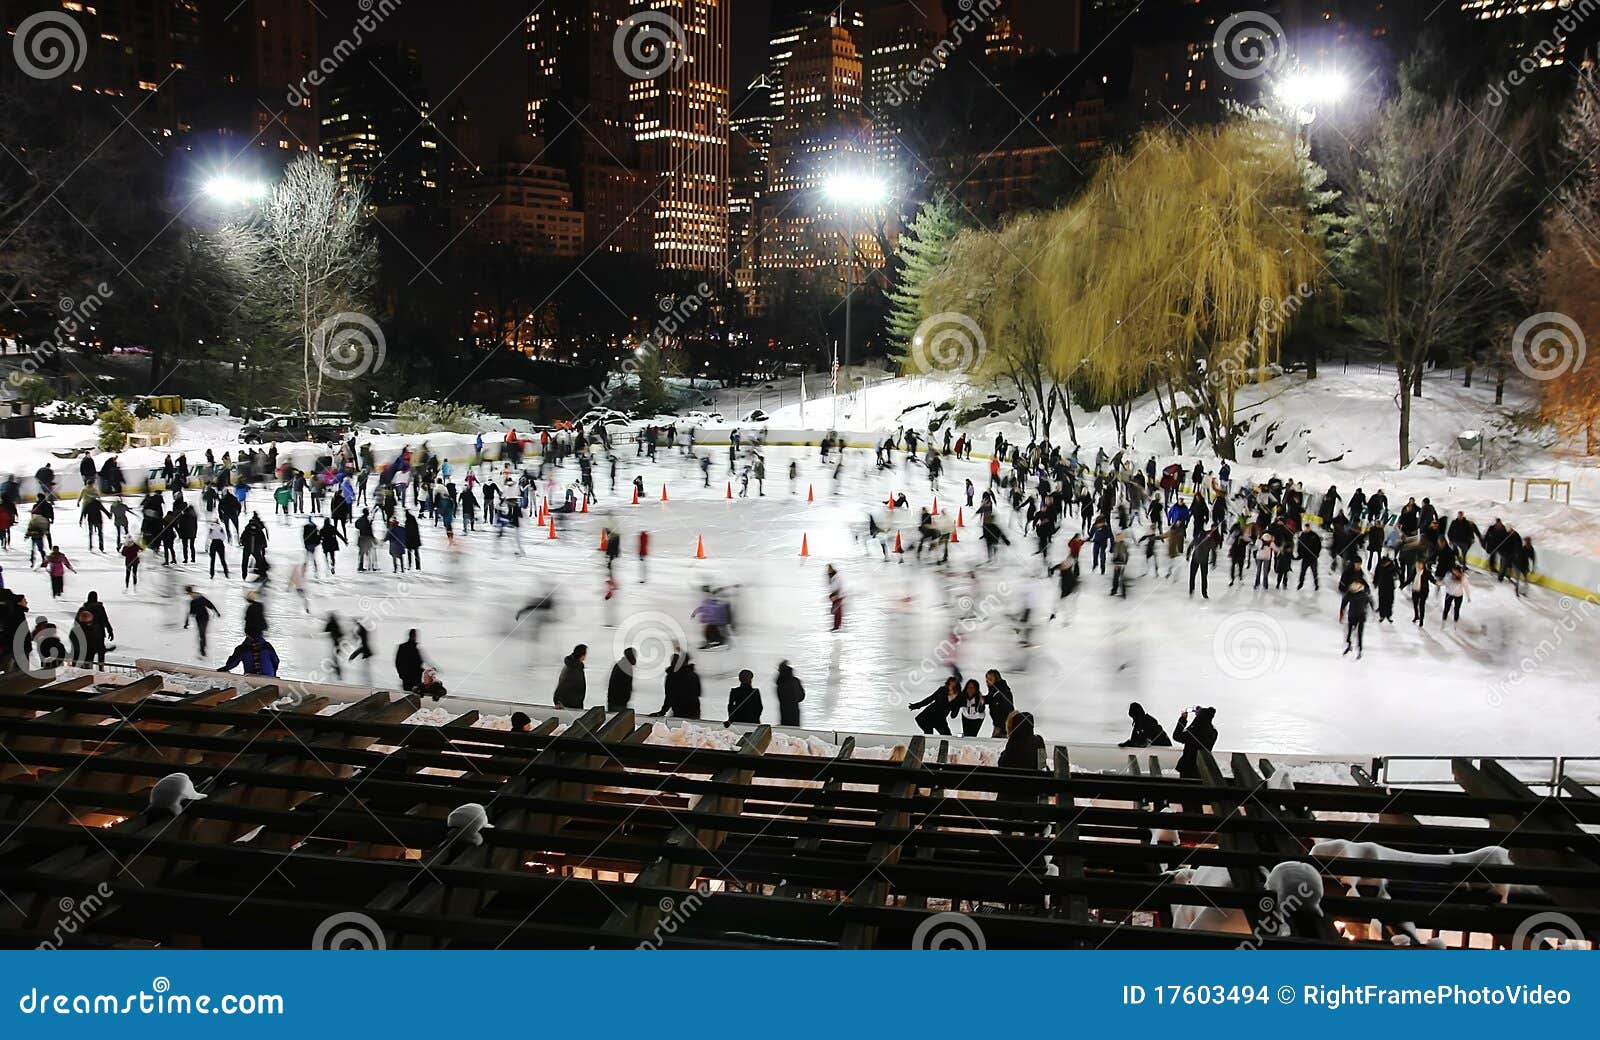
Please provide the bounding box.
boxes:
[767,2,866,118]
[320,46,441,214]
[757,19,877,301]
[863,0,948,175]
[627,0,731,272]
[525,0,652,257]
[193,0,320,159]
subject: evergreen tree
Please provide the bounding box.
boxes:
[886,197,963,363]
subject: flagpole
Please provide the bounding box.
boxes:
[830,346,839,431]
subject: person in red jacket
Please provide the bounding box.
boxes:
[637,529,650,584]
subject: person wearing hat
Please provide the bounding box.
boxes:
[1118,702,1172,748]
[774,660,805,727]
[726,668,763,725]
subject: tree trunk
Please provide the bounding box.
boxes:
[1463,359,1474,388]
[148,337,168,393]
[1412,366,1423,397]
[1057,386,1078,447]
[1494,369,1506,405]
[1166,382,1184,455]
[1306,340,1317,380]
[1397,366,1413,468]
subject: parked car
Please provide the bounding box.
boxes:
[240,414,349,444]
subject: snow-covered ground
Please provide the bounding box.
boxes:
[711,366,1600,559]
[2,436,1596,759]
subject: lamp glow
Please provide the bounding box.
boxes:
[823,172,888,208]
[202,174,268,206]
[1275,70,1349,114]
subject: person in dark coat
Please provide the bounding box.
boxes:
[607,648,636,711]
[1173,707,1218,780]
[394,629,424,691]
[997,711,1043,771]
[726,668,763,725]
[553,644,587,708]
[909,677,961,735]
[1340,579,1374,657]
[657,653,701,718]
[1373,556,1399,622]
[984,669,1015,736]
[1118,702,1172,747]
[71,591,113,667]
[774,660,805,727]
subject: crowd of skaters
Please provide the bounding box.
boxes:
[0,417,1560,768]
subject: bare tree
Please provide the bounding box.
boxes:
[1336,93,1531,467]
[260,155,378,416]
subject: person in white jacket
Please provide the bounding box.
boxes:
[1440,565,1471,624]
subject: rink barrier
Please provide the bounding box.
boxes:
[136,657,1390,776]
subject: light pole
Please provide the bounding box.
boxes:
[822,172,888,431]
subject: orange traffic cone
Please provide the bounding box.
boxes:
[547,517,558,540]
[661,484,669,502]
[694,535,707,559]
[932,497,939,516]
[581,496,589,514]
[957,508,965,528]
[799,534,810,558]
[726,482,733,500]
[893,531,904,553]
[807,484,814,503]
[599,529,609,551]
[631,486,640,505]
[886,494,895,510]
[949,527,959,543]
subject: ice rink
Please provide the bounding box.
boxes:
[8,442,1599,758]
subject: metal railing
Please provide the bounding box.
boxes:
[1374,754,1600,795]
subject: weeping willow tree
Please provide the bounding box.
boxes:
[1038,121,1324,456]
[907,118,1326,455]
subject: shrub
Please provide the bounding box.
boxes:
[394,398,484,435]
[97,399,135,451]
[11,373,54,408]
